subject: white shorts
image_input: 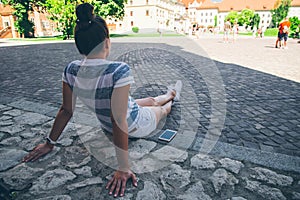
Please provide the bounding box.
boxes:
[129,107,157,138]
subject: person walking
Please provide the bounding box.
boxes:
[22,3,182,198]
[232,22,239,43]
[223,19,231,43]
[275,17,291,49]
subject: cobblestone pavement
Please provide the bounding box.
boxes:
[0,36,299,199]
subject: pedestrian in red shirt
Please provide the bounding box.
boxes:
[275,17,291,49]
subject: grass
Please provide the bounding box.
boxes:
[235,28,278,37]
[8,35,65,41]
[7,32,183,42]
[264,28,278,37]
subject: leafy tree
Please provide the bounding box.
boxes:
[214,15,217,27]
[289,16,300,37]
[271,0,292,27]
[93,0,126,19]
[237,9,254,26]
[225,11,238,25]
[249,13,260,30]
[44,0,127,39]
[2,0,44,37]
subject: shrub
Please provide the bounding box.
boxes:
[132,27,139,33]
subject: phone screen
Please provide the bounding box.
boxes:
[159,129,177,141]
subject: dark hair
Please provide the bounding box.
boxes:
[74,3,109,56]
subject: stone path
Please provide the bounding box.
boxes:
[0,36,299,199]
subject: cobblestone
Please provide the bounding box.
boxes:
[0,37,299,199]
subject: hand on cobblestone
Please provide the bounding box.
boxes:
[22,143,54,162]
[106,169,138,197]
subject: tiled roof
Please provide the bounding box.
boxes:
[178,0,203,8]
[199,0,278,12]
[0,4,13,15]
[196,0,300,12]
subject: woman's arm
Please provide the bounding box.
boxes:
[106,84,137,197]
[23,82,76,162]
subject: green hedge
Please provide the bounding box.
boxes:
[132,27,139,33]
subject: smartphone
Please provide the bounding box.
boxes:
[158,129,177,142]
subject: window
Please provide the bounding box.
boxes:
[146,0,148,4]
[146,10,149,16]
[210,19,212,23]
[205,13,208,16]
[201,13,203,16]
[130,11,133,16]
[205,19,207,23]
[130,0,133,5]
[131,21,134,26]
[262,20,264,24]
[4,21,10,27]
[267,20,269,24]
[262,14,265,17]
[210,12,212,16]
[30,18,34,23]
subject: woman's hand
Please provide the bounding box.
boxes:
[106,169,138,197]
[22,143,54,162]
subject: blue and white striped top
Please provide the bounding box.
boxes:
[62,58,139,133]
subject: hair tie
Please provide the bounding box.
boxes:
[89,21,92,24]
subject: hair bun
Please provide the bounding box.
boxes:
[76,3,94,22]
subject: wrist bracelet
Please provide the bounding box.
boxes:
[46,136,57,145]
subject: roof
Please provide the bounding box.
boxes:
[178,0,203,8]
[196,0,300,12]
[0,4,13,16]
[291,0,300,6]
[199,0,278,12]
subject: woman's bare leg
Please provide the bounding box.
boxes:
[135,90,175,107]
[147,101,172,126]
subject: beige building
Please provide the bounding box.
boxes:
[119,0,187,33]
[184,0,300,30]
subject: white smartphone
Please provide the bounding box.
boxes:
[158,129,177,142]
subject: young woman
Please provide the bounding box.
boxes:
[23,3,182,197]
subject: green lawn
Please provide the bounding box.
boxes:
[237,28,278,37]
[8,32,183,42]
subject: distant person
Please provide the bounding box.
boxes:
[261,26,266,38]
[232,22,239,43]
[252,26,257,38]
[275,17,291,49]
[223,19,231,43]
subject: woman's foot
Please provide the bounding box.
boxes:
[168,80,182,104]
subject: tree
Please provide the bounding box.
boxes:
[271,0,292,28]
[225,11,238,25]
[237,9,254,27]
[214,15,217,27]
[249,13,260,30]
[44,0,127,39]
[2,0,44,37]
[289,16,300,37]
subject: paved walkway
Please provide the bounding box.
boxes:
[0,36,299,200]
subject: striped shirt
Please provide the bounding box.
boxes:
[62,58,139,133]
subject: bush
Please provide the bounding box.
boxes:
[132,27,139,33]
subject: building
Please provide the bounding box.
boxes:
[0,3,58,38]
[120,0,186,33]
[185,0,300,30]
[0,4,18,38]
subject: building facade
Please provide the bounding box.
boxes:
[0,3,58,38]
[1,0,300,38]
[120,0,186,33]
